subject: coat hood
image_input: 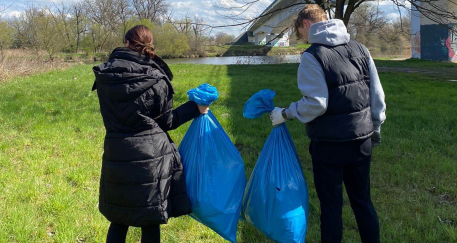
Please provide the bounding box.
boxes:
[308,19,350,46]
[92,47,174,101]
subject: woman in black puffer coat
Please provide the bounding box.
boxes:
[92,25,208,243]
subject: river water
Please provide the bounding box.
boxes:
[164,55,302,65]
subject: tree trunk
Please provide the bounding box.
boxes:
[0,46,3,63]
[335,0,346,20]
[343,0,364,26]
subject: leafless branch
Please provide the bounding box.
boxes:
[0,1,15,14]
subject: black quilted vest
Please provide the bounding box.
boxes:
[305,40,373,142]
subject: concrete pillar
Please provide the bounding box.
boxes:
[266,33,290,47]
[418,0,457,61]
[266,34,278,46]
[411,2,421,59]
[255,32,267,45]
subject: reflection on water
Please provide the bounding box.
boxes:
[164,55,302,65]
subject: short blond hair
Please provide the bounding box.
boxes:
[294,4,327,38]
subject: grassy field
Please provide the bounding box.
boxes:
[0,59,456,242]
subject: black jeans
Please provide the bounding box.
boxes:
[106,223,160,243]
[310,138,380,243]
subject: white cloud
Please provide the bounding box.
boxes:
[167,0,274,36]
[1,0,410,37]
[1,10,22,18]
[386,12,401,20]
[377,0,395,6]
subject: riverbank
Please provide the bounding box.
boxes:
[60,44,312,60]
[206,44,311,57]
[0,45,308,82]
[0,46,426,82]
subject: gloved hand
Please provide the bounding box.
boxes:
[371,130,381,148]
[270,107,286,126]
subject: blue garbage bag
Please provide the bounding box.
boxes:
[187,83,219,106]
[243,89,276,119]
[242,89,309,243]
[179,84,247,243]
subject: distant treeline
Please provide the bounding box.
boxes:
[0,0,235,60]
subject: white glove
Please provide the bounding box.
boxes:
[371,130,381,148]
[270,107,286,126]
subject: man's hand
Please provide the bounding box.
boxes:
[270,107,286,126]
[371,131,381,148]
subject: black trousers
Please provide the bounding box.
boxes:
[106,223,160,243]
[309,138,380,243]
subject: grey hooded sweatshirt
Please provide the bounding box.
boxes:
[284,19,386,133]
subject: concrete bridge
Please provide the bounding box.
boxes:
[234,0,306,47]
[233,0,457,62]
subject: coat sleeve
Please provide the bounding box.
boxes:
[168,101,201,131]
[151,77,201,131]
[284,52,328,123]
[366,50,386,132]
[153,99,201,132]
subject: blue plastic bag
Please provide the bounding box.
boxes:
[187,83,219,106]
[179,84,246,243]
[243,89,276,119]
[242,89,309,243]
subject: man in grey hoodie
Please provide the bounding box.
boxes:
[270,4,385,243]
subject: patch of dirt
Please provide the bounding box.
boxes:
[235,144,257,155]
[437,194,457,206]
[377,67,436,74]
[377,66,457,80]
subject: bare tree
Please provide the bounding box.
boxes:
[397,0,457,26]
[347,3,387,46]
[12,5,66,63]
[377,13,411,56]
[117,0,133,36]
[84,0,122,31]
[16,6,41,52]
[215,32,235,46]
[345,3,411,57]
[38,7,66,64]
[131,0,168,23]
[0,2,14,14]
[83,0,124,52]
[53,1,73,51]
[70,1,87,52]
[212,0,456,34]
[171,15,192,36]
[191,16,207,52]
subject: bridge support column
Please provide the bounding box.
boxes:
[255,32,267,45]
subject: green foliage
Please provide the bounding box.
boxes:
[215,32,235,46]
[152,23,190,58]
[0,20,13,51]
[121,19,190,58]
[125,18,155,33]
[34,11,66,62]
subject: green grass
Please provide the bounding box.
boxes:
[0,60,456,242]
[375,58,457,70]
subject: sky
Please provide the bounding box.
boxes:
[0,0,410,37]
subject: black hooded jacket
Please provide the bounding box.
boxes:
[93,47,200,226]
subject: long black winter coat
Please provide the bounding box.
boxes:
[93,47,200,227]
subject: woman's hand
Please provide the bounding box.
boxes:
[197,105,209,114]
